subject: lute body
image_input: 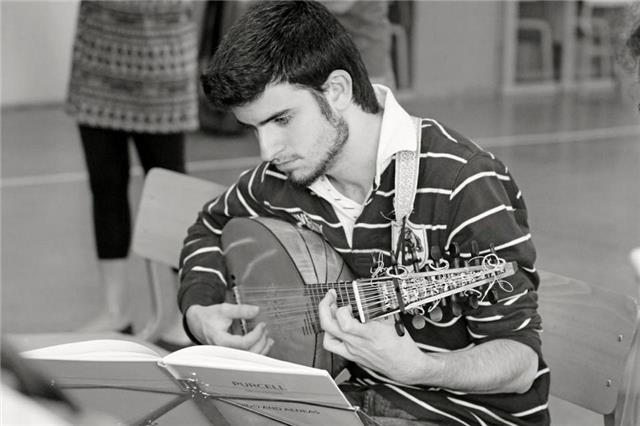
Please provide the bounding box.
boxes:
[222,217,353,373]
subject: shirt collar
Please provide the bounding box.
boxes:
[373,84,417,186]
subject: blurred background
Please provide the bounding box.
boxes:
[1,1,639,424]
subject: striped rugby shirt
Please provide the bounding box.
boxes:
[179,90,550,425]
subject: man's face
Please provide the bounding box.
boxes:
[233,83,348,187]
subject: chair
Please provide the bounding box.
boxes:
[516,18,554,82]
[538,270,640,426]
[576,1,618,80]
[390,23,410,90]
[619,248,640,426]
[132,168,226,341]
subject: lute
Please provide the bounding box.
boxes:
[221,217,516,372]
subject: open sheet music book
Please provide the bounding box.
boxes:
[22,339,362,426]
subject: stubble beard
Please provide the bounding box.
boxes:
[289,114,349,188]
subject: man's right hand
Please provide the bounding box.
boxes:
[185,303,274,355]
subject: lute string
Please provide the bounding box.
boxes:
[234,268,506,322]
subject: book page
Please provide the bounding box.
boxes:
[163,345,326,374]
[22,339,161,361]
[20,339,178,395]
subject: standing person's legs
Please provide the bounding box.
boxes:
[133,132,186,175]
[78,125,133,332]
[133,132,188,348]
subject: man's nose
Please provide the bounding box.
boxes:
[257,128,282,162]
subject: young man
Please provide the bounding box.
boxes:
[179,2,549,424]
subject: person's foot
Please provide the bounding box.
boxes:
[78,259,132,334]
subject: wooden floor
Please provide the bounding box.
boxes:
[2,88,639,425]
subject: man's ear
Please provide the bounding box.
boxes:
[323,70,353,111]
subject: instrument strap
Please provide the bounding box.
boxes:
[391,116,423,264]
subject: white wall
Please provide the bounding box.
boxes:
[412,1,504,97]
[1,0,79,107]
[0,0,508,106]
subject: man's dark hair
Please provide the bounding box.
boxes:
[201,1,380,114]
[626,23,640,77]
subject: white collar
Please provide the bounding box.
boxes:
[372,84,417,186]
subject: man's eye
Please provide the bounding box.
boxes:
[274,115,291,125]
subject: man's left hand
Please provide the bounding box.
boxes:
[318,289,426,384]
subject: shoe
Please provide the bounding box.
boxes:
[153,338,191,353]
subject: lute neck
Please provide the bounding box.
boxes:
[235,261,515,335]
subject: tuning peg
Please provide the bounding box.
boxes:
[411,314,426,330]
[451,300,462,317]
[450,294,462,316]
[470,240,481,266]
[428,306,443,322]
[488,287,500,303]
[449,242,463,268]
[471,240,479,256]
[430,245,442,261]
[468,294,479,309]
